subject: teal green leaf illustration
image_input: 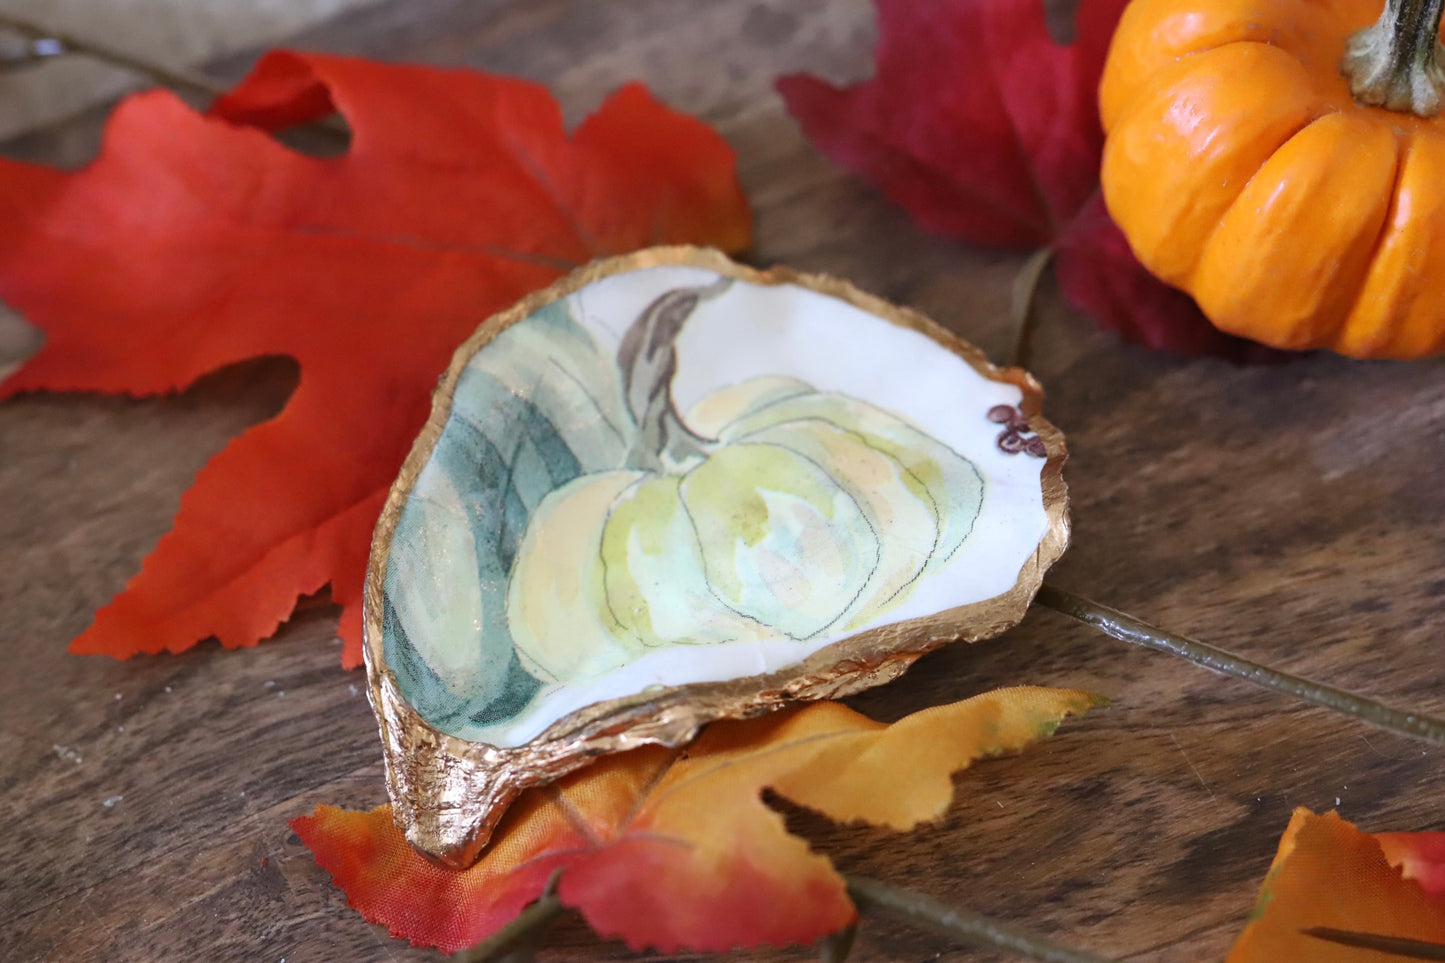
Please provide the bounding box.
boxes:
[383,302,633,737]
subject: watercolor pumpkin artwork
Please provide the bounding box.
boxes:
[363,247,1069,866]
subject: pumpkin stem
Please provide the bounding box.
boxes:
[617,277,731,472]
[1342,0,1445,117]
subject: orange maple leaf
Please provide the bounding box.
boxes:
[0,51,750,667]
[1229,809,1445,962]
[293,686,1101,953]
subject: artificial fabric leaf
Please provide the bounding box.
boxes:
[0,50,750,667]
[775,0,1282,361]
[293,686,1100,952]
[1228,809,1445,962]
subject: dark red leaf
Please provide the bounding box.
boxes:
[1054,195,1290,362]
[777,0,1290,362]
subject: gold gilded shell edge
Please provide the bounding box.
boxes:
[361,245,1071,868]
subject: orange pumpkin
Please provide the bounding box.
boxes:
[1100,0,1445,358]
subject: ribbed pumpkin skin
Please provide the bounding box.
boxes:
[504,377,984,685]
[1100,0,1445,358]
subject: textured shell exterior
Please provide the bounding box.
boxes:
[1100,0,1445,358]
[363,247,1069,867]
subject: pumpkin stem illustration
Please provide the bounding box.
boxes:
[1342,0,1445,117]
[618,277,732,472]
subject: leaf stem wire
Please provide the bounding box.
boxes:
[0,11,225,99]
[846,875,1113,963]
[1303,926,1445,960]
[0,13,352,144]
[817,921,858,963]
[1036,583,1445,746]
[1007,246,1054,368]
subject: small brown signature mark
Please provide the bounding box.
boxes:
[987,405,1045,458]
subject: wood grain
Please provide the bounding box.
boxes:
[2,1,1442,960]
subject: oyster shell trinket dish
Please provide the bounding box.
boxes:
[363,247,1069,867]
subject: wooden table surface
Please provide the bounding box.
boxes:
[3,1,1443,960]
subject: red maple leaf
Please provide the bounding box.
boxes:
[0,51,750,667]
[775,0,1283,361]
